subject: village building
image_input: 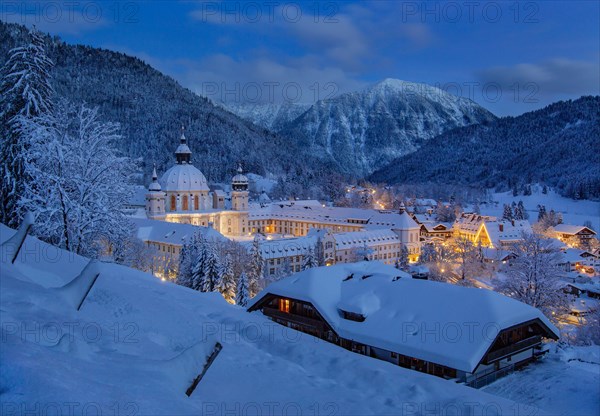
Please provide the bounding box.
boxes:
[453,213,532,249]
[131,217,225,278]
[551,224,597,248]
[248,262,559,388]
[558,248,599,273]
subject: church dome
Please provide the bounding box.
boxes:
[160,164,210,192]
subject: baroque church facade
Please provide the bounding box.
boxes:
[145,129,250,237]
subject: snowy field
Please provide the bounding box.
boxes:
[1,224,539,416]
[481,187,599,230]
[484,345,600,416]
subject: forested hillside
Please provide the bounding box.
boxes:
[370,96,600,199]
[0,21,331,188]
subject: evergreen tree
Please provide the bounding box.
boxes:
[398,245,410,270]
[0,27,54,227]
[191,234,208,291]
[537,205,547,222]
[542,185,548,194]
[302,246,318,270]
[248,236,264,296]
[236,272,250,307]
[202,243,220,292]
[216,254,236,303]
[502,204,514,221]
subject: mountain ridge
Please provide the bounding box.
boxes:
[369,96,600,198]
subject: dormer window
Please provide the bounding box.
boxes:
[340,310,365,322]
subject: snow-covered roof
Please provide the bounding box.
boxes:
[249,261,559,373]
[484,220,532,246]
[160,164,210,192]
[249,203,420,230]
[333,229,400,249]
[132,218,225,246]
[247,235,319,259]
[559,248,597,263]
[552,224,596,236]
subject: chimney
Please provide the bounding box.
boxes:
[499,224,504,232]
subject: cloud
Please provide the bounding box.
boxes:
[477,58,600,96]
[169,54,367,104]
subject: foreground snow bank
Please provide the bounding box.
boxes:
[1,224,541,415]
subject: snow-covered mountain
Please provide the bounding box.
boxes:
[369,96,600,199]
[223,101,311,131]
[276,79,496,177]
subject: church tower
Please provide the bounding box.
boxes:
[231,164,249,211]
[146,165,166,219]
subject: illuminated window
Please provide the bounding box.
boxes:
[170,195,176,211]
[194,195,199,210]
[182,195,189,211]
[278,298,290,313]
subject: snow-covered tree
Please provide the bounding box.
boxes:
[248,236,264,296]
[494,232,570,320]
[191,234,209,291]
[18,101,135,258]
[216,254,236,303]
[449,237,480,281]
[502,204,514,221]
[397,245,409,270]
[419,243,437,264]
[302,246,318,270]
[177,233,201,288]
[236,272,250,307]
[0,28,54,227]
[201,243,220,292]
[514,200,528,220]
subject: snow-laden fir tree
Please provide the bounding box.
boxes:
[248,235,264,296]
[236,271,250,307]
[177,231,208,288]
[202,242,221,292]
[191,234,209,291]
[215,254,236,303]
[18,101,135,258]
[514,200,528,220]
[397,245,409,270]
[301,246,318,270]
[278,257,292,280]
[493,232,570,320]
[502,204,514,221]
[0,27,54,227]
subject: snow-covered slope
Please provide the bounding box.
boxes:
[0,224,534,415]
[223,101,311,131]
[278,79,496,177]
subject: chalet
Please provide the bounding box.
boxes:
[551,224,597,248]
[454,214,532,249]
[558,248,600,273]
[248,262,559,388]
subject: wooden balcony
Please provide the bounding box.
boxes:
[262,307,328,332]
[484,335,541,364]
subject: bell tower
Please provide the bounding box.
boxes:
[231,164,249,211]
[146,165,166,219]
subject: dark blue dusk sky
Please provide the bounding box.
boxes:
[2,0,598,115]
